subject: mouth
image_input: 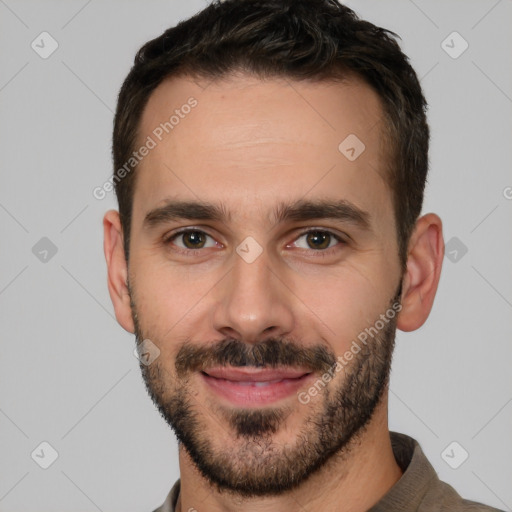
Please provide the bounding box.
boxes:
[200,366,314,407]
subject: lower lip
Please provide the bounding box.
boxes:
[201,372,313,407]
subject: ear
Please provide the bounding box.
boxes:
[397,213,444,332]
[103,210,135,333]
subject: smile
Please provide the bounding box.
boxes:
[201,367,313,407]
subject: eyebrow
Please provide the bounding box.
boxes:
[144,200,230,228]
[273,198,372,231]
[143,198,372,232]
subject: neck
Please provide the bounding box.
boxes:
[176,392,402,512]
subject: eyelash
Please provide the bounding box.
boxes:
[163,228,347,257]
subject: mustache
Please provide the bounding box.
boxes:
[175,338,336,377]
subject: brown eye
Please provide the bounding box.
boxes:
[181,231,207,249]
[305,231,333,250]
[289,230,345,253]
[166,230,217,250]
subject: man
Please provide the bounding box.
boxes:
[103,1,502,510]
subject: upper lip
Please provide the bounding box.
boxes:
[203,367,311,382]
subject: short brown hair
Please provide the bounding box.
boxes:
[113,0,429,272]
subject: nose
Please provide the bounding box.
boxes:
[212,247,294,344]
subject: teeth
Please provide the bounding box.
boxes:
[233,379,283,387]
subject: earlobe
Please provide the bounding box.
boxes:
[396,213,444,332]
[103,210,135,333]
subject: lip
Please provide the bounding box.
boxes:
[201,366,314,406]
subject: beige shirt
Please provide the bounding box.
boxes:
[152,432,503,512]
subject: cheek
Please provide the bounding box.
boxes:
[132,250,210,308]
[129,254,221,343]
[291,265,391,352]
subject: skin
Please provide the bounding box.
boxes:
[104,73,444,512]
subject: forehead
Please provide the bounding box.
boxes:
[133,72,393,231]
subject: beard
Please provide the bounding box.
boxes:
[130,284,401,498]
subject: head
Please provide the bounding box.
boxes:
[113,0,430,272]
[104,0,443,498]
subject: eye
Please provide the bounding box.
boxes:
[165,229,218,250]
[291,230,345,251]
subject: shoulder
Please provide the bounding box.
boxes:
[419,476,504,512]
[377,433,505,512]
[151,479,180,512]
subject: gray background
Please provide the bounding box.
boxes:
[1,0,511,510]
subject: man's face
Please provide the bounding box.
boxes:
[127,74,403,495]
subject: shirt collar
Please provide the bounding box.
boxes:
[155,431,435,512]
